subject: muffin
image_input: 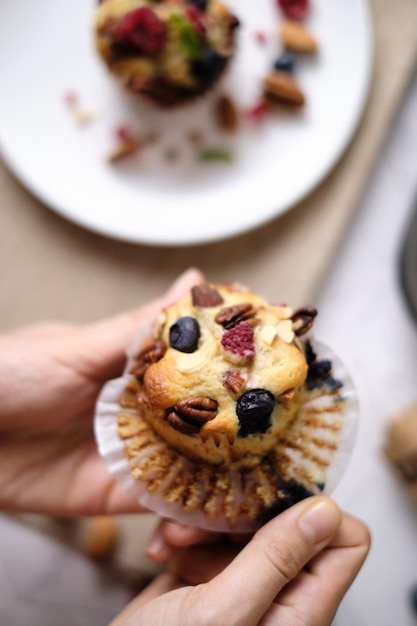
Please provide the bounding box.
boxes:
[385,404,417,507]
[95,0,240,107]
[95,283,358,532]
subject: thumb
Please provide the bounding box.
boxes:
[72,268,205,377]
[198,497,342,626]
[90,266,205,342]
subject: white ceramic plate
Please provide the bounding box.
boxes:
[0,0,372,246]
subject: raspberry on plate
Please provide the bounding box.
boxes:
[278,0,310,21]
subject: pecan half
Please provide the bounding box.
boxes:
[215,303,258,329]
[131,340,167,382]
[166,396,218,435]
[291,307,318,336]
[223,369,244,394]
[166,412,201,435]
[176,397,218,422]
[191,284,224,308]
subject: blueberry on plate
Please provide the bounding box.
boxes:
[169,317,200,353]
[273,52,296,74]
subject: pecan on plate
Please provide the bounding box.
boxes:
[216,95,239,133]
[215,303,258,329]
[291,307,318,336]
[131,340,167,382]
[166,396,219,435]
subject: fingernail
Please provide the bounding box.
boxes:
[165,521,205,541]
[298,499,341,544]
[146,532,167,559]
[164,520,187,536]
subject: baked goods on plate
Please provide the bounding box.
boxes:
[95,282,358,531]
[95,0,240,107]
[385,404,417,508]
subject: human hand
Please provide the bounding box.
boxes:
[112,496,370,626]
[0,268,203,517]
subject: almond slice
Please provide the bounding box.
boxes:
[260,325,277,346]
[279,20,318,54]
[263,71,305,106]
[277,320,295,344]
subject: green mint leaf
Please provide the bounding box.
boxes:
[198,148,234,163]
[168,14,203,59]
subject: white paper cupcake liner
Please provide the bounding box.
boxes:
[94,333,358,533]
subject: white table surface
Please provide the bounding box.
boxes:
[316,69,417,625]
[1,66,417,626]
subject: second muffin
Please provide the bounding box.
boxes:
[95,0,240,107]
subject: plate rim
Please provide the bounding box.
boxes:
[0,0,374,247]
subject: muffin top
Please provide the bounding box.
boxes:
[129,283,317,465]
[95,0,239,101]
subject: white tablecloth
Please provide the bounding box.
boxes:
[316,69,417,626]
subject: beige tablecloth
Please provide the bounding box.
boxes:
[1,0,417,331]
[2,0,417,580]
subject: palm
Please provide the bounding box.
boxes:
[0,323,144,516]
[0,269,204,516]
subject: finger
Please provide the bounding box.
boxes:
[145,522,180,563]
[146,519,220,562]
[85,266,204,344]
[72,268,204,378]
[110,572,184,625]
[2,322,77,340]
[228,531,254,545]
[307,511,370,586]
[162,520,213,547]
[169,543,242,585]
[194,497,342,626]
[260,513,370,626]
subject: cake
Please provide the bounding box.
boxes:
[95,0,240,107]
[95,282,357,531]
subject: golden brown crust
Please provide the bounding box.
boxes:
[108,286,352,528]
[127,283,309,464]
[115,379,345,526]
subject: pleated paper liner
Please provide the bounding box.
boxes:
[95,335,358,533]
